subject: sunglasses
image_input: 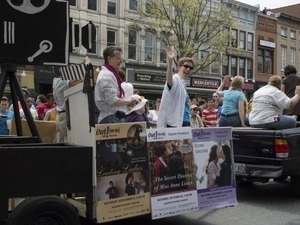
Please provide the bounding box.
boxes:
[183,64,193,70]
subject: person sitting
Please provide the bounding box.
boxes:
[125,95,148,123]
[249,75,300,129]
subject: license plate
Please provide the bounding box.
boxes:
[234,163,246,174]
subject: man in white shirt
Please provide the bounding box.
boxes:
[157,46,194,128]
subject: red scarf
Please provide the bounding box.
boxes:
[104,63,125,98]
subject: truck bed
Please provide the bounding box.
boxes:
[232,127,300,185]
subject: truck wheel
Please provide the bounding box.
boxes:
[291,176,300,195]
[7,196,80,225]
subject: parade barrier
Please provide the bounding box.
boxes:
[10,120,56,143]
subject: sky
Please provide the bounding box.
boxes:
[237,0,300,9]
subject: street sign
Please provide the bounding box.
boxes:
[0,0,69,66]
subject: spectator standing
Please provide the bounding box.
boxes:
[19,96,38,120]
[190,104,204,128]
[249,75,300,129]
[0,96,14,135]
[202,98,218,127]
[37,93,56,120]
[216,75,246,127]
[198,99,207,117]
[157,46,194,127]
[95,46,135,124]
[43,107,57,121]
[281,65,300,120]
[35,94,47,111]
[53,76,82,143]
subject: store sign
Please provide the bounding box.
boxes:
[135,73,166,83]
[259,40,275,48]
[191,77,220,89]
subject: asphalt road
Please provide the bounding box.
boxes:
[101,181,300,225]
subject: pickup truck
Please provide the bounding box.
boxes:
[232,127,300,194]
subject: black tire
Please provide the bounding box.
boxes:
[7,196,81,225]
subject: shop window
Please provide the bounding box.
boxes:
[258,48,273,74]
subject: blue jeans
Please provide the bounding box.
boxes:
[218,115,241,127]
[251,115,296,130]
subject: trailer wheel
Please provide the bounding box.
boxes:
[291,175,300,195]
[7,196,80,225]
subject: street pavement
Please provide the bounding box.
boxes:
[100,180,300,225]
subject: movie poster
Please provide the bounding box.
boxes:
[192,127,237,210]
[95,122,150,223]
[147,127,198,219]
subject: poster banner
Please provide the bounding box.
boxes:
[95,122,150,223]
[192,127,237,210]
[147,127,198,219]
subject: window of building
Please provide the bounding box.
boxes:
[129,0,138,11]
[68,0,76,6]
[258,48,273,74]
[128,29,137,60]
[291,49,296,66]
[231,56,237,76]
[280,28,287,37]
[87,26,98,55]
[145,31,154,62]
[281,47,286,71]
[239,31,245,50]
[88,0,97,10]
[107,29,116,46]
[290,30,296,40]
[239,58,245,76]
[160,40,166,63]
[247,33,253,51]
[108,0,116,15]
[231,29,238,48]
[222,56,229,76]
[265,50,273,74]
[247,59,253,80]
[71,22,80,51]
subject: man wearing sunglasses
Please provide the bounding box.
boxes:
[157,46,194,128]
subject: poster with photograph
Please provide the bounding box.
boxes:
[95,122,150,223]
[192,127,237,210]
[147,127,198,219]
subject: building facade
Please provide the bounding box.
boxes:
[14,1,300,103]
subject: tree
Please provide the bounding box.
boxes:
[133,0,235,73]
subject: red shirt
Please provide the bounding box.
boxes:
[37,103,55,116]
